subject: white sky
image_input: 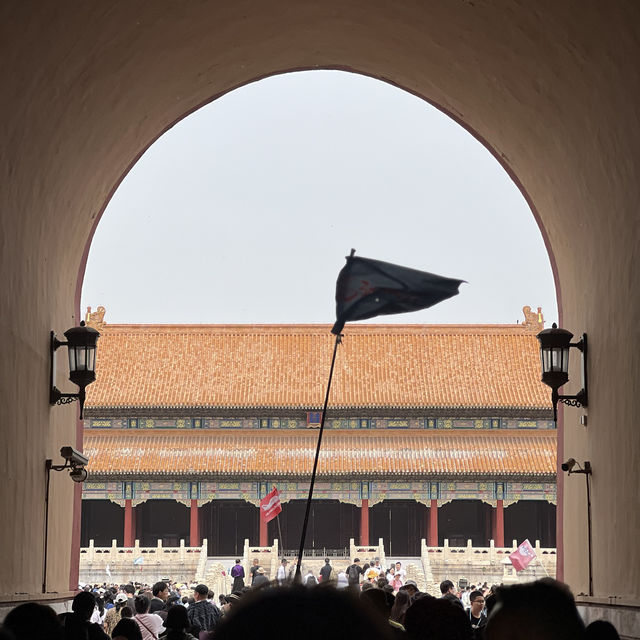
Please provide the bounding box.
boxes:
[81,70,558,327]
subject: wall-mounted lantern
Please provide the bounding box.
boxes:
[536,323,588,421]
[50,321,100,419]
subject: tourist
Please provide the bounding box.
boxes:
[123,584,136,611]
[186,584,221,635]
[161,605,197,640]
[585,620,621,640]
[485,579,585,640]
[252,567,270,588]
[440,580,464,609]
[60,591,110,640]
[467,590,487,639]
[212,585,395,640]
[304,569,318,586]
[346,558,364,588]
[112,617,143,640]
[276,558,289,584]
[390,571,403,593]
[404,595,472,640]
[385,565,395,583]
[249,558,260,585]
[461,586,472,610]
[150,582,169,616]
[394,562,406,583]
[319,557,332,583]
[336,570,349,589]
[3,602,64,640]
[133,595,165,640]
[230,559,245,591]
[104,593,129,636]
[399,580,419,600]
[390,589,411,629]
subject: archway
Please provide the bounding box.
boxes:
[2,6,639,620]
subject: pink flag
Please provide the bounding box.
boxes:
[509,539,536,572]
[260,486,282,523]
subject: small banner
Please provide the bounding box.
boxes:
[260,486,282,523]
[509,539,536,572]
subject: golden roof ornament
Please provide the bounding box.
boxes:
[522,306,544,332]
[85,306,106,330]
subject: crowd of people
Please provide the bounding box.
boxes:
[0,559,624,640]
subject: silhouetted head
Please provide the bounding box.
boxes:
[112,616,143,640]
[405,596,472,640]
[584,619,621,640]
[72,591,97,620]
[3,602,64,640]
[214,585,394,640]
[164,605,190,630]
[134,595,150,614]
[485,579,584,640]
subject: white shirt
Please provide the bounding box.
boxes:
[135,613,165,640]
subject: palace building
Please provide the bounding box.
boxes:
[81,306,556,558]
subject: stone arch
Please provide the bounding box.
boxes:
[2,2,639,607]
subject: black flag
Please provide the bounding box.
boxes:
[332,254,464,335]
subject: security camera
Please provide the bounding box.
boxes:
[60,446,89,467]
[69,467,89,483]
[561,458,577,473]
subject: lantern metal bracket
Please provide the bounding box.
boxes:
[558,333,588,406]
[49,331,81,405]
[49,330,88,417]
[550,333,588,421]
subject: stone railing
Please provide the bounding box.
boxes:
[79,539,202,584]
[243,538,279,579]
[350,538,386,568]
[422,539,556,586]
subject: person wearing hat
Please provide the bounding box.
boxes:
[399,580,420,601]
[276,558,288,585]
[104,592,130,637]
[252,566,270,588]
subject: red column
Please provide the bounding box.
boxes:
[259,510,268,546]
[190,499,200,547]
[428,499,439,546]
[124,499,134,547]
[132,504,137,543]
[493,499,505,547]
[360,499,370,546]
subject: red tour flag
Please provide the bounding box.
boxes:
[260,486,282,523]
[509,539,536,572]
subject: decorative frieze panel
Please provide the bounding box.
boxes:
[85,416,555,430]
[132,482,191,507]
[506,482,557,505]
[83,482,124,505]
[81,480,557,506]
[199,482,257,506]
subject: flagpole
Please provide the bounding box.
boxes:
[294,332,342,582]
[276,514,284,554]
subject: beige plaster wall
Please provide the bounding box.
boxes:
[1,1,639,602]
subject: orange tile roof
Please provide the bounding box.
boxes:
[85,323,551,412]
[84,429,556,478]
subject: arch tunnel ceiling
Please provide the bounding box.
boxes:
[3,0,638,314]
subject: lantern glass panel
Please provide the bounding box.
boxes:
[71,346,87,371]
[87,346,96,372]
[67,347,77,372]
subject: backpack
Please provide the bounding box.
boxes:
[347,564,360,582]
